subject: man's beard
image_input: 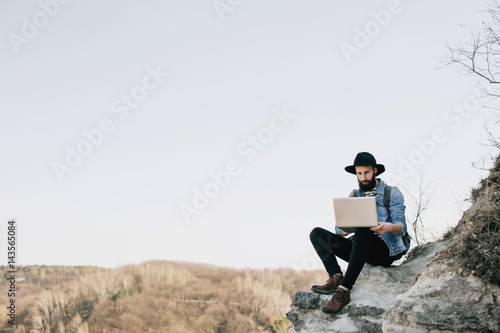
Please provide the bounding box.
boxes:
[358,176,377,192]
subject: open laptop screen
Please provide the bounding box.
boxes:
[333,197,378,232]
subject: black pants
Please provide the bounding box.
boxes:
[310,227,401,290]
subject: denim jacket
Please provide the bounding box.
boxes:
[335,178,407,257]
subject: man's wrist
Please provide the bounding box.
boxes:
[388,222,402,235]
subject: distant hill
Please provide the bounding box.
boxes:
[0,261,325,332]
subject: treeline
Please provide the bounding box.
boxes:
[0,262,324,333]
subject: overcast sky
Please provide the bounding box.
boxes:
[0,0,497,270]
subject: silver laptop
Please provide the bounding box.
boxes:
[333,197,378,233]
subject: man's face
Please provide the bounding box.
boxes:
[356,165,377,191]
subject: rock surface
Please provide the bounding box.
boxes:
[286,240,500,332]
[383,256,500,333]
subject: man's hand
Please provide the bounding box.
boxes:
[371,222,402,235]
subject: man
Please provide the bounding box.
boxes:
[309,152,408,313]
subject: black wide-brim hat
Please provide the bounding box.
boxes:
[345,152,385,176]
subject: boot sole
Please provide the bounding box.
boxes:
[311,287,337,295]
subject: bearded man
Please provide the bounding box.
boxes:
[309,152,409,313]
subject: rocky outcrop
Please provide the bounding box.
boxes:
[288,156,500,332]
[287,240,500,332]
[383,257,500,332]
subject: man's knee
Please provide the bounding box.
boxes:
[310,227,324,242]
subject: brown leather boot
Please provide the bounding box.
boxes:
[322,287,350,313]
[311,274,342,295]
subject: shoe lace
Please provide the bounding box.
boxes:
[333,289,346,302]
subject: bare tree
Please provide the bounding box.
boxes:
[443,1,500,103]
[406,173,435,246]
[444,1,500,170]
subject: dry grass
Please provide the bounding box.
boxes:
[439,155,500,286]
[0,262,324,333]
